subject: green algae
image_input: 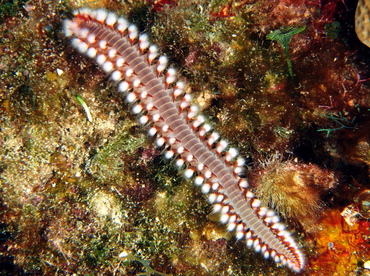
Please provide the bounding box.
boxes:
[86,127,147,184]
[119,251,172,276]
[0,0,28,23]
[267,25,306,78]
[317,111,358,137]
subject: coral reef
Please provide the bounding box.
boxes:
[0,0,369,275]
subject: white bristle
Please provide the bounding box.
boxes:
[139,34,150,50]
[132,104,142,114]
[158,55,168,65]
[246,238,254,247]
[271,216,280,224]
[272,223,285,231]
[117,17,129,32]
[73,39,88,53]
[157,56,168,73]
[184,168,194,178]
[128,24,138,40]
[281,257,287,266]
[139,115,149,125]
[96,54,106,65]
[236,231,244,240]
[165,150,174,159]
[141,90,148,99]
[80,8,92,16]
[227,222,236,231]
[176,81,185,89]
[229,215,237,224]
[152,113,160,122]
[187,105,199,119]
[254,241,261,252]
[126,68,133,77]
[78,28,89,39]
[216,194,224,203]
[212,182,219,191]
[199,123,212,136]
[204,170,212,179]
[166,68,177,84]
[251,199,261,208]
[193,115,205,128]
[238,179,249,188]
[106,12,117,26]
[196,163,204,171]
[99,40,107,49]
[213,203,222,213]
[85,9,97,19]
[111,70,122,82]
[63,20,74,37]
[126,92,136,103]
[184,94,192,102]
[140,40,150,51]
[116,57,125,67]
[133,79,141,88]
[108,49,117,58]
[176,158,184,168]
[194,176,204,186]
[226,148,238,161]
[267,210,275,217]
[148,45,158,63]
[96,9,108,22]
[274,255,281,263]
[258,207,268,217]
[75,8,87,16]
[234,167,243,175]
[177,146,184,154]
[173,88,183,98]
[148,127,157,136]
[168,137,176,145]
[118,81,129,93]
[180,100,190,110]
[263,250,270,259]
[186,154,193,162]
[86,47,97,58]
[87,34,96,44]
[236,224,244,234]
[208,193,217,204]
[162,124,169,132]
[156,137,165,147]
[201,183,210,194]
[207,132,220,145]
[146,102,154,110]
[221,205,229,214]
[236,157,245,167]
[102,61,113,73]
[220,214,230,224]
[216,140,228,153]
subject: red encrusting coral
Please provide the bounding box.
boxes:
[309,209,370,274]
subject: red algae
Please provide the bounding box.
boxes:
[309,209,370,275]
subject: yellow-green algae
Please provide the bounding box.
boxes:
[1,0,370,275]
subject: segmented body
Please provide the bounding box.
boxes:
[63,8,305,272]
